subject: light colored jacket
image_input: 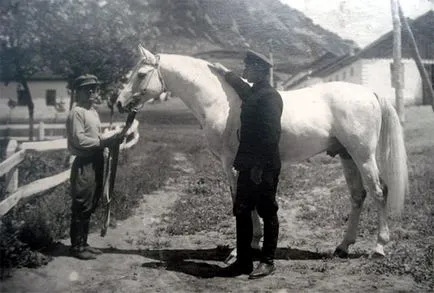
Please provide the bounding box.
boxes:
[66,106,102,157]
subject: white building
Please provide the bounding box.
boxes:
[284,10,434,106]
[0,72,70,123]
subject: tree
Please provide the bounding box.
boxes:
[42,0,138,109]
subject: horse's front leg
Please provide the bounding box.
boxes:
[251,208,262,251]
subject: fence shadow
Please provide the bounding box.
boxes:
[45,242,366,278]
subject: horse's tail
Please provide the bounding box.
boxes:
[375,93,408,216]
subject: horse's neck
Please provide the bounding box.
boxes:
[160,55,238,128]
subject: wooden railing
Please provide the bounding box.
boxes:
[0,121,127,141]
[0,120,140,217]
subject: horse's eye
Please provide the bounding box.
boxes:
[137,68,148,78]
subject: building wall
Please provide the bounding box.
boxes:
[360,58,429,106]
[322,59,363,84]
[0,80,70,122]
[293,58,432,106]
[291,59,363,90]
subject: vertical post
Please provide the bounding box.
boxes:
[5,139,19,193]
[38,121,45,141]
[398,4,434,111]
[391,0,405,124]
[268,39,274,87]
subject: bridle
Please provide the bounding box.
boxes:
[128,55,167,112]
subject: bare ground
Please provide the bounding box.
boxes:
[1,150,428,293]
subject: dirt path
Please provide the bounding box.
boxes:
[0,153,424,293]
[1,153,194,293]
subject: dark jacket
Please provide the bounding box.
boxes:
[225,72,283,171]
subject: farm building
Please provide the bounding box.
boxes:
[283,10,434,106]
[0,72,70,123]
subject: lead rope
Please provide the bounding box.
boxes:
[101,111,137,237]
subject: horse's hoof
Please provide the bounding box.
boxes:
[372,244,385,258]
[224,252,237,265]
[370,251,385,259]
[333,247,349,258]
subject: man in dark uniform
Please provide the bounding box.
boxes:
[66,74,120,260]
[210,49,283,279]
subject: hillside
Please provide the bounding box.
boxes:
[119,0,358,72]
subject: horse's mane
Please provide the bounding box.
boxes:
[161,54,243,102]
[162,54,214,82]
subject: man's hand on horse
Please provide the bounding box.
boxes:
[208,62,230,76]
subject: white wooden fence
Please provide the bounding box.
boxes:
[0,121,126,141]
[0,120,140,217]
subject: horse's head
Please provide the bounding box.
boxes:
[116,44,166,113]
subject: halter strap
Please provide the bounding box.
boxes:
[130,55,167,111]
[140,55,167,95]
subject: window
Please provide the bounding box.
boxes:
[350,67,354,76]
[17,85,27,106]
[46,89,57,106]
[342,71,347,80]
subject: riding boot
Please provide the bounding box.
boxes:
[69,217,81,250]
[261,213,279,265]
[82,218,102,255]
[248,214,278,279]
[218,213,253,277]
[70,218,97,260]
[237,213,254,264]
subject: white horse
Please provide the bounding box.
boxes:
[116,45,408,259]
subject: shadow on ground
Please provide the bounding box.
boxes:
[44,242,367,278]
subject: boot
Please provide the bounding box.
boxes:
[218,214,254,277]
[70,218,97,260]
[249,262,275,279]
[218,260,253,277]
[249,214,279,279]
[70,246,98,260]
[70,217,81,251]
[261,214,279,265]
[82,219,102,255]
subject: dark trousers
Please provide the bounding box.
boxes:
[234,169,280,265]
[69,153,104,249]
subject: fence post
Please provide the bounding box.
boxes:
[38,121,45,141]
[5,139,19,193]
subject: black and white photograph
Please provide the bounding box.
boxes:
[0,0,433,292]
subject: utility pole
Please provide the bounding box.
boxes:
[398,4,434,111]
[391,0,405,124]
[268,39,274,87]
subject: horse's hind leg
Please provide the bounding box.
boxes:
[335,157,366,258]
[251,209,262,250]
[356,155,389,257]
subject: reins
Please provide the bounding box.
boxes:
[101,111,137,237]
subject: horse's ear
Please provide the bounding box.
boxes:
[138,44,157,64]
[138,44,146,55]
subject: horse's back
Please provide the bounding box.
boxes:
[278,82,380,162]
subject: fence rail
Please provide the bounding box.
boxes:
[0,120,140,217]
[0,121,125,141]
